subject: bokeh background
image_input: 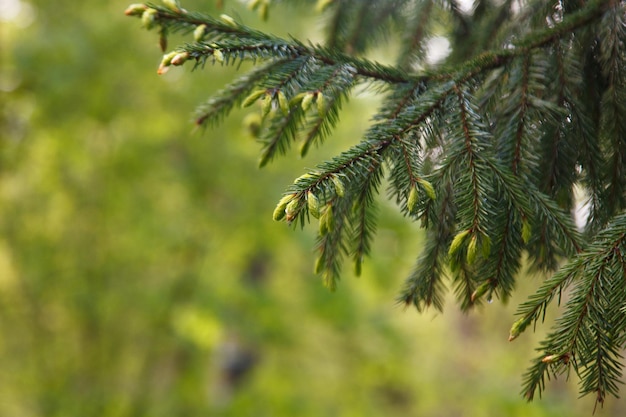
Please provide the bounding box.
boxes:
[1,1,624,415]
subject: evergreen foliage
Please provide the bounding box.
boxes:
[127,0,626,408]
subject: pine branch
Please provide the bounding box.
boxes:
[194,59,288,126]
[127,0,626,406]
[347,165,383,277]
[399,182,456,312]
[513,212,626,406]
[281,138,392,288]
[128,0,610,88]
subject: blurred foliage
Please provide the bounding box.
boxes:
[0,0,624,416]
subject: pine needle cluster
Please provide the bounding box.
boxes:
[126,0,626,407]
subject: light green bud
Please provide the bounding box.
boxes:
[294,173,315,183]
[161,51,178,65]
[508,317,529,341]
[407,185,418,214]
[470,280,491,303]
[301,92,314,111]
[331,175,345,197]
[220,14,237,27]
[417,178,436,200]
[448,229,470,258]
[278,91,289,115]
[307,191,320,218]
[272,194,295,221]
[194,24,207,41]
[541,354,560,364]
[170,51,189,66]
[261,94,272,118]
[141,8,158,29]
[157,51,178,75]
[213,49,224,63]
[316,92,325,117]
[289,92,308,107]
[162,0,181,12]
[125,4,148,16]
[285,197,302,223]
[241,90,267,108]
[466,234,478,264]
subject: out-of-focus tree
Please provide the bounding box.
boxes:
[126,0,626,410]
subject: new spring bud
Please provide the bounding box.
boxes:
[316,92,325,117]
[219,14,237,27]
[261,94,272,118]
[448,229,470,257]
[272,194,295,221]
[141,8,158,29]
[289,92,307,107]
[213,49,224,63]
[157,51,178,75]
[466,234,478,264]
[508,317,529,341]
[278,91,289,115]
[241,90,267,109]
[162,0,181,12]
[194,24,207,41]
[307,191,320,218]
[301,92,314,111]
[170,51,189,66]
[417,177,436,200]
[125,4,148,16]
[470,280,491,303]
[331,175,345,197]
[294,173,315,184]
[285,197,302,223]
[541,354,560,364]
[407,185,418,214]
[161,51,178,65]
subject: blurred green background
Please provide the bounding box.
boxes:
[1,1,624,415]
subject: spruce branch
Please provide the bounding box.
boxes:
[129,0,610,87]
[127,0,626,407]
[514,212,626,407]
[193,59,288,126]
